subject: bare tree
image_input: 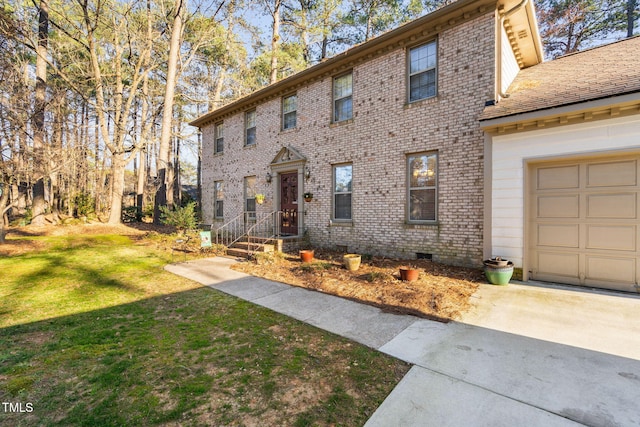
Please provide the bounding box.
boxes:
[153,0,184,223]
[31,0,49,225]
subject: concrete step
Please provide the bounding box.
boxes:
[233,242,275,253]
[226,247,252,258]
[226,241,277,258]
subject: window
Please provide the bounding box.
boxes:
[214,181,224,219]
[282,94,297,130]
[407,153,437,221]
[214,122,224,154]
[244,176,256,220]
[245,110,256,146]
[333,73,352,122]
[408,40,437,102]
[333,164,352,220]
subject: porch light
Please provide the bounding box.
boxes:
[305,166,311,181]
[266,172,272,183]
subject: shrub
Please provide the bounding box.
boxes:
[159,202,198,233]
[253,251,285,265]
[74,193,95,217]
[364,271,386,282]
[122,206,142,223]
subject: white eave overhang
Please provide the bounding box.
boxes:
[500,0,544,67]
[480,92,640,135]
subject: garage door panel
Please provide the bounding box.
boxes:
[537,252,579,277]
[587,160,637,187]
[586,256,635,283]
[537,224,579,248]
[537,165,579,190]
[586,225,636,251]
[530,155,640,292]
[586,193,637,219]
[537,195,579,218]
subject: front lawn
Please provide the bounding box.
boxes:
[0,226,409,426]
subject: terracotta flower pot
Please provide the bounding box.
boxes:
[300,250,314,263]
[343,254,362,272]
[399,267,419,281]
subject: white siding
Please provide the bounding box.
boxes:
[490,115,640,267]
[500,28,519,95]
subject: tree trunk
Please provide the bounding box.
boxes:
[31,0,49,226]
[212,0,236,107]
[269,0,281,84]
[154,0,183,223]
[107,152,126,224]
[628,0,638,37]
[137,0,152,213]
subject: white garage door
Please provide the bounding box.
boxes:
[530,155,640,292]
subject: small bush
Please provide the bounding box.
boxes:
[121,206,142,223]
[159,202,198,232]
[364,272,386,282]
[254,251,285,265]
[74,193,95,217]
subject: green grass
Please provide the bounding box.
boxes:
[0,232,409,426]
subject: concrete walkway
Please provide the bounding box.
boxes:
[165,257,640,427]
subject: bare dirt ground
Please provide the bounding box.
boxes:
[232,250,484,322]
[2,223,485,321]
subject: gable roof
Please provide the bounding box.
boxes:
[480,36,640,122]
[191,0,542,128]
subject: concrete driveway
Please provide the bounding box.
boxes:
[166,258,640,427]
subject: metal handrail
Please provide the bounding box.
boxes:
[212,213,246,247]
[246,211,282,255]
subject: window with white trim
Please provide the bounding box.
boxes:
[333,73,353,122]
[408,40,437,103]
[245,110,256,146]
[214,122,224,154]
[333,164,352,220]
[244,176,256,220]
[214,181,223,219]
[282,94,297,130]
[407,152,437,221]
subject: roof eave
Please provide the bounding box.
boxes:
[189,0,498,128]
[480,91,640,135]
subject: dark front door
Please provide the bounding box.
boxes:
[280,172,298,235]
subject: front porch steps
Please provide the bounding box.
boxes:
[226,237,282,259]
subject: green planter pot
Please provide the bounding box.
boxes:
[483,260,514,286]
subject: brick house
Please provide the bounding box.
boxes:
[191,0,543,267]
[481,36,640,292]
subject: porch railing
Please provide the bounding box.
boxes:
[212,213,245,247]
[213,211,283,254]
[246,211,282,255]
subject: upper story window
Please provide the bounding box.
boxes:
[245,110,256,146]
[407,152,437,222]
[408,40,437,103]
[333,73,353,123]
[282,94,297,130]
[214,122,224,154]
[214,181,224,219]
[333,164,353,220]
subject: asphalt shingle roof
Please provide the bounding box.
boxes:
[480,36,640,121]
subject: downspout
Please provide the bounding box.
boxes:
[496,0,529,99]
